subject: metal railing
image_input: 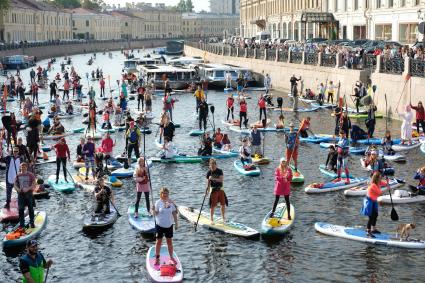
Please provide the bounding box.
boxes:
[237,48,245,57]
[322,54,336,67]
[230,47,237,57]
[266,49,276,61]
[290,51,303,64]
[247,49,254,58]
[363,54,377,72]
[381,57,404,74]
[278,50,289,62]
[411,59,425,77]
[255,49,265,59]
[305,52,318,65]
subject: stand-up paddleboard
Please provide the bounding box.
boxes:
[305,177,367,194]
[110,167,134,178]
[98,127,116,133]
[378,189,425,204]
[311,102,334,108]
[343,178,402,197]
[392,141,422,152]
[261,203,295,235]
[83,206,118,232]
[112,125,126,132]
[299,135,330,143]
[47,175,77,193]
[189,128,212,136]
[319,164,351,179]
[228,126,250,135]
[221,119,239,127]
[83,131,102,140]
[150,155,203,164]
[421,142,425,154]
[320,142,366,155]
[212,147,238,157]
[233,160,260,176]
[258,127,288,132]
[273,106,319,113]
[146,246,183,283]
[0,199,27,222]
[348,113,383,119]
[127,205,155,234]
[178,206,260,238]
[3,211,47,247]
[250,119,271,128]
[315,222,425,249]
[356,138,401,145]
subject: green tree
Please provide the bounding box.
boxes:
[0,0,10,10]
[81,0,104,11]
[51,0,81,8]
[176,0,186,12]
[185,0,193,12]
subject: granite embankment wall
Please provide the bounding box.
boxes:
[0,39,169,61]
[185,45,424,118]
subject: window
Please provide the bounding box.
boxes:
[334,0,338,11]
[86,20,89,27]
[375,24,392,40]
[415,0,420,5]
[388,0,393,8]
[399,23,418,44]
[376,0,381,8]
[400,0,405,7]
[354,0,358,10]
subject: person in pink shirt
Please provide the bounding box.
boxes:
[99,78,105,97]
[100,132,114,166]
[133,157,151,218]
[63,79,70,101]
[270,158,293,219]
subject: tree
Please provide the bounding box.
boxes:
[185,0,193,12]
[176,0,186,12]
[51,0,81,9]
[0,0,10,10]
[81,0,104,11]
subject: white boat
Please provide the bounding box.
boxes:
[166,56,203,65]
[123,58,139,74]
[193,63,254,88]
[137,64,196,90]
[124,56,164,74]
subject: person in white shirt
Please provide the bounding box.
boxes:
[151,187,178,266]
[225,72,232,89]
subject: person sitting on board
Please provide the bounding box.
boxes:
[161,136,177,159]
[151,187,178,266]
[101,110,112,130]
[239,138,252,166]
[363,150,385,177]
[213,128,224,149]
[413,166,425,195]
[270,158,293,219]
[94,178,114,214]
[206,158,227,224]
[19,240,53,283]
[285,123,299,172]
[34,179,46,194]
[198,132,213,156]
[76,138,85,162]
[325,145,338,172]
[250,125,263,157]
[335,131,351,184]
[361,172,383,238]
[381,130,395,155]
[48,117,65,135]
[298,117,311,138]
[276,114,285,129]
[221,134,232,151]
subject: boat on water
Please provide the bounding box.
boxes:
[137,64,196,90]
[165,40,184,55]
[1,55,35,70]
[166,56,203,66]
[123,56,165,74]
[193,63,255,88]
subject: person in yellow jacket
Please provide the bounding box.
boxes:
[193,85,205,114]
[20,240,53,283]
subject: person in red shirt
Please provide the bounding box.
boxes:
[410,101,424,134]
[226,94,234,122]
[31,83,39,105]
[361,172,383,238]
[137,85,145,111]
[100,132,114,166]
[99,78,105,97]
[258,94,267,122]
[373,48,382,56]
[298,117,311,138]
[52,138,71,183]
[239,97,248,129]
[63,79,70,101]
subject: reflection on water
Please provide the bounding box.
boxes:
[0,50,424,282]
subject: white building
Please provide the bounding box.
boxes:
[325,0,425,44]
[210,0,240,15]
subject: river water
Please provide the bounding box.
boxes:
[0,50,424,282]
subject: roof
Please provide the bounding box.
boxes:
[66,8,99,15]
[9,0,63,12]
[182,12,239,20]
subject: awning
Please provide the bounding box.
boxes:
[249,19,266,29]
[301,12,337,23]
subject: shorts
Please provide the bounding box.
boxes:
[155,224,173,239]
[210,189,225,207]
[286,148,298,161]
[85,156,95,168]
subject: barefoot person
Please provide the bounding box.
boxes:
[270,158,293,219]
[206,158,227,224]
[152,187,178,265]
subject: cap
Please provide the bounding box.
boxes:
[289,122,294,127]
[280,157,286,163]
[26,239,38,247]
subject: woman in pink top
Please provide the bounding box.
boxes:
[271,158,293,219]
[133,157,151,218]
[100,132,114,167]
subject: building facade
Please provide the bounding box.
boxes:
[0,0,72,43]
[70,8,121,40]
[182,13,239,38]
[210,0,240,15]
[240,0,325,40]
[326,0,425,44]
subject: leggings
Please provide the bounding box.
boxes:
[259,108,266,122]
[138,96,144,110]
[367,209,378,230]
[100,87,105,97]
[227,107,234,121]
[135,191,150,213]
[272,195,290,217]
[416,119,425,133]
[199,115,207,130]
[63,90,69,101]
[32,92,39,105]
[239,112,247,128]
[56,157,67,180]
[327,92,334,104]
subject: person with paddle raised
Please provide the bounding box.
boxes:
[361,172,383,238]
[20,240,53,283]
[206,158,227,224]
[151,187,178,266]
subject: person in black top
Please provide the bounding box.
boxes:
[16,137,31,163]
[26,127,39,162]
[206,158,227,224]
[49,80,57,101]
[366,103,377,138]
[76,138,85,162]
[325,145,338,172]
[94,178,114,214]
[333,105,343,135]
[162,115,175,142]
[198,98,209,131]
[290,74,301,95]
[352,87,361,113]
[198,132,213,156]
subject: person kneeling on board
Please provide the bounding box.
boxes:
[325,145,337,172]
[94,179,114,214]
[413,166,425,195]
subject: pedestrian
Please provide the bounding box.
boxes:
[270,158,293,219]
[206,158,227,224]
[53,138,70,183]
[15,162,36,229]
[19,240,53,283]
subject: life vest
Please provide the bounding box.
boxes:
[21,253,45,283]
[258,98,266,108]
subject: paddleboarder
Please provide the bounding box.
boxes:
[365,103,377,138]
[258,94,267,122]
[381,130,396,155]
[335,131,350,184]
[83,136,96,181]
[198,97,209,131]
[250,125,263,157]
[298,117,311,138]
[94,178,114,214]
[133,157,151,218]
[20,240,53,283]
[206,158,227,224]
[15,162,36,230]
[152,187,178,266]
[226,93,235,122]
[52,138,70,183]
[270,158,293,219]
[125,121,141,166]
[238,97,248,129]
[289,74,300,96]
[397,105,413,145]
[285,123,299,172]
[361,172,383,238]
[3,147,22,209]
[410,101,424,134]
[239,138,252,166]
[193,85,204,114]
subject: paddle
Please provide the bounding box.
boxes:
[385,93,388,132]
[65,167,76,185]
[210,105,216,132]
[386,176,399,221]
[195,182,209,232]
[44,266,50,283]
[262,118,266,158]
[110,199,121,217]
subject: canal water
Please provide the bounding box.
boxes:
[0,50,424,282]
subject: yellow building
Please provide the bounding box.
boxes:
[69,8,121,40]
[182,13,239,38]
[110,11,145,40]
[0,0,72,43]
